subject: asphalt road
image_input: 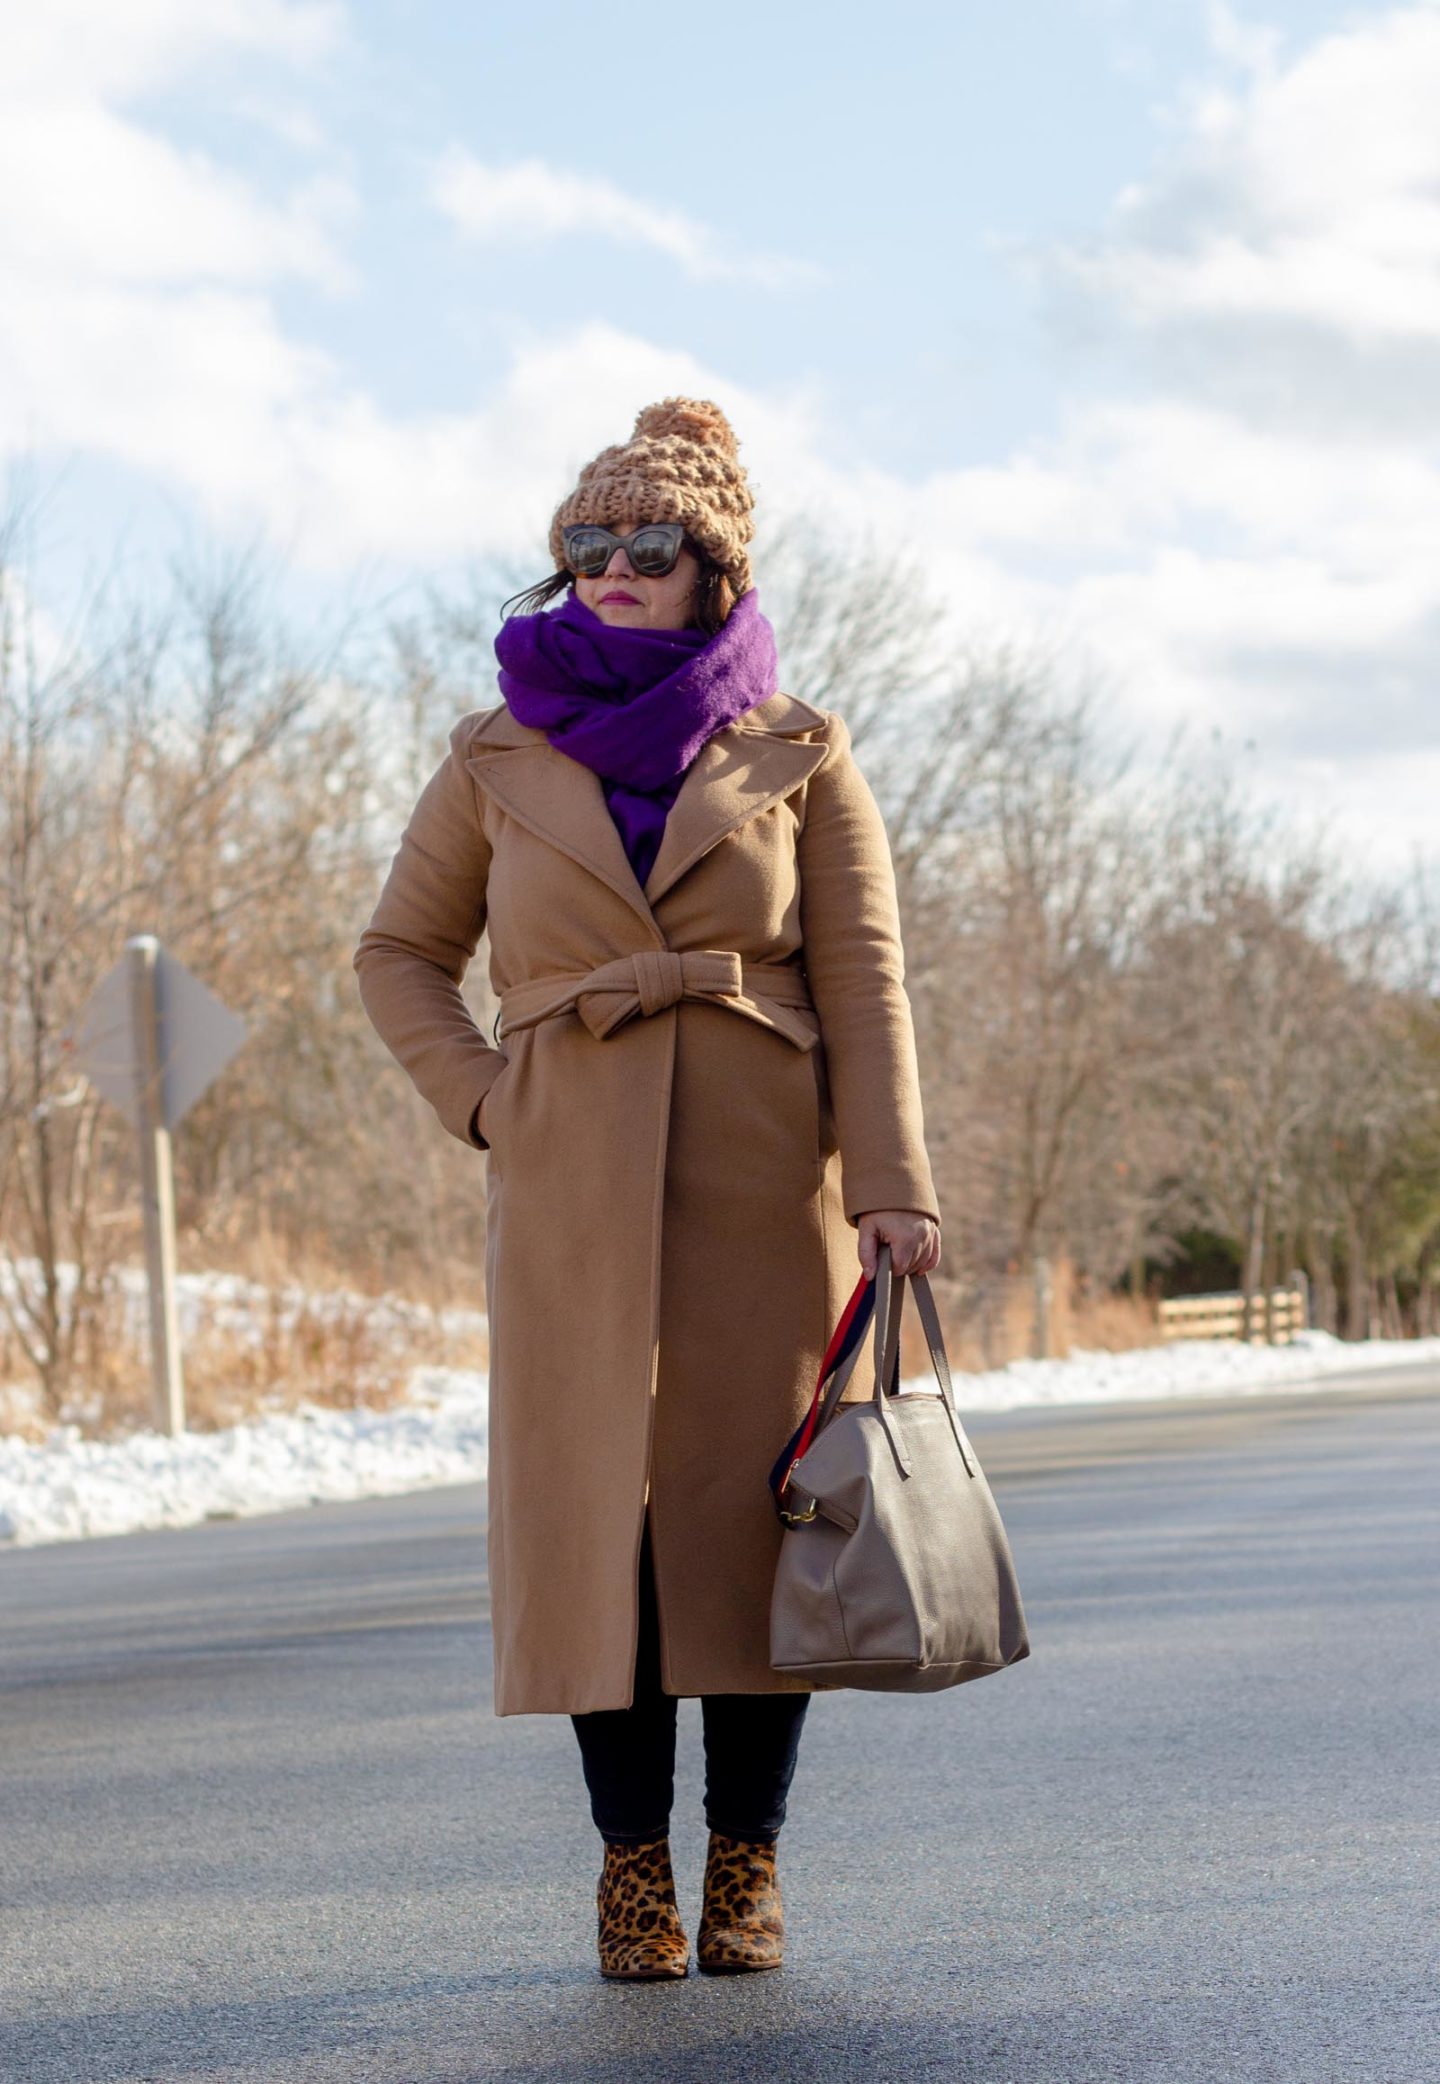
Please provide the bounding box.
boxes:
[2,1370,1438,2083]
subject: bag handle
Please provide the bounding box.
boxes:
[811,1245,976,1479]
[806,1249,895,1434]
[904,1261,976,1476]
[868,1245,913,1477]
[770,1245,976,1523]
[769,1267,876,1521]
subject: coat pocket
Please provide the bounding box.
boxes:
[478,1055,515,1165]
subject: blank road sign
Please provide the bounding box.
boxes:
[73,946,247,1130]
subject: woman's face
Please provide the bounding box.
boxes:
[572,514,703,631]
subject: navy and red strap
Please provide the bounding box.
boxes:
[768,1268,878,1519]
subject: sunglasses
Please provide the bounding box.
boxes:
[562,521,688,578]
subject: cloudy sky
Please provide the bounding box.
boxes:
[3,0,1436,873]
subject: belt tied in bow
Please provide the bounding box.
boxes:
[497,949,819,1052]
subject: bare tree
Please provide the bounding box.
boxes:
[4,500,1437,1427]
[0,527,358,1414]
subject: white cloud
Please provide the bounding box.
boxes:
[1203,0,1282,79]
[5,0,343,98]
[0,0,357,516]
[937,0,1440,868]
[0,0,1435,878]
[430,148,824,289]
[1,103,350,291]
[1045,5,1440,355]
[0,2,352,325]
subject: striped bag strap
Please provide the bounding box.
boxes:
[768,1269,878,1524]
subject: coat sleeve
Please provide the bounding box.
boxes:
[352,712,510,1149]
[797,711,941,1228]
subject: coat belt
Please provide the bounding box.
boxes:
[496,950,820,1052]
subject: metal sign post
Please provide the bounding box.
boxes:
[129,938,186,1436]
[71,935,247,1437]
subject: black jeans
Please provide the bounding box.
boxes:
[570,1516,811,1844]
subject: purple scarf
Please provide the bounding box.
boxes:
[493,585,779,888]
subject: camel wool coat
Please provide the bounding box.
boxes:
[352,686,940,1716]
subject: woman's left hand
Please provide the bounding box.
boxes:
[856,1209,942,1279]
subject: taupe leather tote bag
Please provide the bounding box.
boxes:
[770,1243,1031,1691]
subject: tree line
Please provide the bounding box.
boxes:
[1,514,1435,1418]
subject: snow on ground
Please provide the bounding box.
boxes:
[0,1366,487,1549]
[1,1326,1437,1552]
[949,1325,1440,1413]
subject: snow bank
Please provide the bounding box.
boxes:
[0,1367,488,1549]
[1,1328,1436,1552]
[948,1324,1440,1414]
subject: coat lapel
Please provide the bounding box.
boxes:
[641,723,826,907]
[465,731,653,933]
[464,693,829,932]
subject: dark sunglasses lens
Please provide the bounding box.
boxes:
[630,527,681,575]
[565,527,613,575]
[564,523,683,576]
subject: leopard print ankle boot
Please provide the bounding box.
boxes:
[696,1830,785,1974]
[595,1835,690,1980]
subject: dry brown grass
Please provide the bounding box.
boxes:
[90,1292,487,1438]
[0,1228,490,1440]
[898,1252,1163,1382]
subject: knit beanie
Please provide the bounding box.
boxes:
[548,396,757,598]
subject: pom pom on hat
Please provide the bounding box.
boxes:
[630,397,741,457]
[548,395,756,597]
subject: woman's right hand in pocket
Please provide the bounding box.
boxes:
[476,1060,508,1146]
[473,1085,497,1147]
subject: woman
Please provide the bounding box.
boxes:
[353,397,941,1981]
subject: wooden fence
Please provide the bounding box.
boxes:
[1157,1288,1308,1345]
